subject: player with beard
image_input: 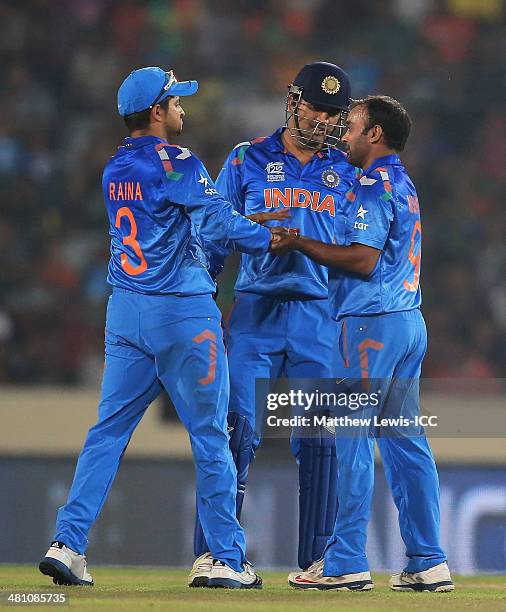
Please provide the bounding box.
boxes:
[272,96,453,593]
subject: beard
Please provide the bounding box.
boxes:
[345,147,363,168]
[164,119,183,140]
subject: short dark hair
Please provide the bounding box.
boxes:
[123,96,171,132]
[352,95,412,151]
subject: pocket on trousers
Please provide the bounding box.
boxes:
[337,320,350,368]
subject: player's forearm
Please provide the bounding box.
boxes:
[295,237,378,276]
[198,195,271,255]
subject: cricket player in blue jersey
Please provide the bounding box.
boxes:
[192,62,356,579]
[272,96,453,592]
[38,66,285,589]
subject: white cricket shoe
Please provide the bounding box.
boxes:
[207,559,262,589]
[389,561,454,592]
[188,552,213,587]
[39,541,93,586]
[288,559,374,591]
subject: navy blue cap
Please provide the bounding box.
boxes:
[292,62,351,110]
[117,67,198,116]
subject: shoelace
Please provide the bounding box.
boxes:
[195,562,208,570]
[243,564,255,577]
[306,559,324,576]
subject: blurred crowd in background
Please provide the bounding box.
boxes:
[0,0,505,386]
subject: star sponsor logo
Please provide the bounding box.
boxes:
[321,168,340,188]
[356,204,368,219]
[266,161,285,182]
[354,204,369,230]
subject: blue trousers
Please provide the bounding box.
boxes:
[54,288,246,572]
[323,309,446,575]
[227,292,336,448]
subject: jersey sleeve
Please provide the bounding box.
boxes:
[200,143,251,278]
[348,175,394,251]
[215,144,248,214]
[201,144,249,278]
[158,145,270,256]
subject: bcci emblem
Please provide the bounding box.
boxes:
[322,168,340,188]
[321,76,340,94]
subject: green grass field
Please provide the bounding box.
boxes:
[0,566,505,611]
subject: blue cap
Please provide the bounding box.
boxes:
[117,67,199,116]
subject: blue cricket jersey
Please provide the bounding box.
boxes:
[102,135,271,296]
[213,128,355,298]
[330,154,422,319]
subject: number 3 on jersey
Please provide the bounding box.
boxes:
[115,206,148,276]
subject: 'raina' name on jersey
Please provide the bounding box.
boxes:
[263,188,335,216]
[109,181,143,201]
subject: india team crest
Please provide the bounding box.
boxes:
[322,168,340,188]
[321,76,340,94]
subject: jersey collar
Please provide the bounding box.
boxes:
[363,154,402,174]
[122,135,169,149]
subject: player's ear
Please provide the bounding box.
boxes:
[150,103,164,124]
[369,124,383,145]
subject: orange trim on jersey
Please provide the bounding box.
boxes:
[155,142,180,150]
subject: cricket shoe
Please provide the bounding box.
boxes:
[389,562,454,592]
[288,559,374,591]
[207,560,262,589]
[188,552,213,587]
[39,541,93,586]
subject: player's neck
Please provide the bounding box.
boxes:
[361,146,396,171]
[281,129,316,166]
[129,125,176,142]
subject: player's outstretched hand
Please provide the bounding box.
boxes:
[269,228,300,254]
[247,210,290,225]
[268,226,289,251]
